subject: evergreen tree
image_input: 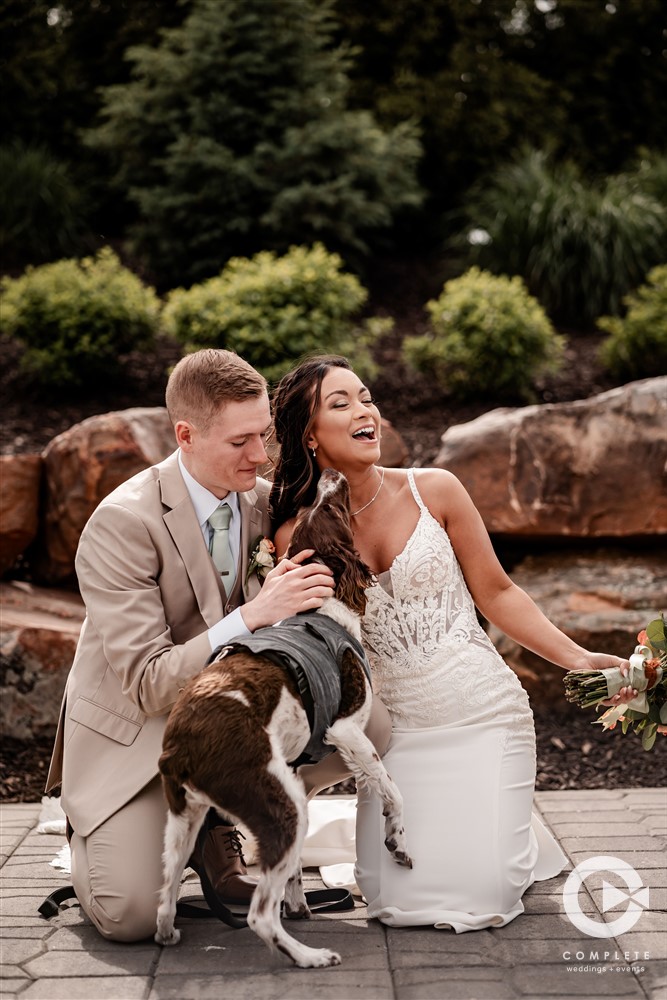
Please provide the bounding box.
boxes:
[87,0,423,287]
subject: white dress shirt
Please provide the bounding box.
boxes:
[178,452,251,650]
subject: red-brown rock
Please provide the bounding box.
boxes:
[37,407,176,583]
[487,549,667,708]
[0,454,42,574]
[435,377,667,538]
[0,581,85,739]
[379,418,408,468]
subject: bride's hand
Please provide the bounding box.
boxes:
[570,652,637,707]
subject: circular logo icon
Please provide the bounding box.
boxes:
[563,855,650,938]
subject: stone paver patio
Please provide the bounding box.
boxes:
[1,789,665,1000]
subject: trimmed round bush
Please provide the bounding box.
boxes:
[0,247,160,387]
[598,265,667,380]
[162,243,390,383]
[403,267,564,402]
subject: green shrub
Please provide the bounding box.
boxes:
[457,149,667,326]
[403,267,564,402]
[598,265,667,380]
[163,243,390,383]
[0,247,161,387]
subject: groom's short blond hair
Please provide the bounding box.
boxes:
[166,349,267,431]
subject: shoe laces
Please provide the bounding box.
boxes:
[222,827,247,863]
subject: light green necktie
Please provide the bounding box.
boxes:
[208,502,236,590]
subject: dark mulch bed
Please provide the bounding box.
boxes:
[1,705,664,805]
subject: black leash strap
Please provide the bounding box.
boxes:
[38,885,78,918]
[38,884,353,925]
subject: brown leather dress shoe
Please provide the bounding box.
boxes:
[189,822,257,904]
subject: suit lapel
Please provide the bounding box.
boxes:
[159,453,225,627]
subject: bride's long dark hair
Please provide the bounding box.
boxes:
[269,355,352,530]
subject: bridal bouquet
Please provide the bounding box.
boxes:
[563,615,667,751]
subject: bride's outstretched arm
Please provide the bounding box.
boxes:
[418,469,636,706]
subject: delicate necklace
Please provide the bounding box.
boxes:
[350,468,385,517]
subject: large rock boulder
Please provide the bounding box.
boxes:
[435,377,667,537]
[379,418,408,468]
[488,549,667,708]
[0,454,42,575]
[37,407,176,583]
[0,581,85,739]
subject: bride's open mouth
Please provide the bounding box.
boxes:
[352,425,377,442]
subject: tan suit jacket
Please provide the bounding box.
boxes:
[46,450,271,837]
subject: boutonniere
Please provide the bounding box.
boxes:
[246,535,276,583]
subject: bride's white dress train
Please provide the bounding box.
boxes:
[349,469,566,930]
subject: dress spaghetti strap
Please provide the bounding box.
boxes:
[406,468,427,511]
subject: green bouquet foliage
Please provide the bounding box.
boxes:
[162,243,390,383]
[403,267,564,402]
[1,247,160,387]
[597,265,667,380]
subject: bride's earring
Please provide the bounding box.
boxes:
[310,445,317,458]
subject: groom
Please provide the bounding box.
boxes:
[45,348,342,942]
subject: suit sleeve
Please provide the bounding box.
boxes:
[75,502,212,717]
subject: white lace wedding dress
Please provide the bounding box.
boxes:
[352,469,567,930]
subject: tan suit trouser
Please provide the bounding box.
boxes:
[70,696,392,942]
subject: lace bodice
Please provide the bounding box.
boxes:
[361,470,534,739]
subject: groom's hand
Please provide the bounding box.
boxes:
[240,548,334,631]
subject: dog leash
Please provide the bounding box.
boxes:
[38,884,353,925]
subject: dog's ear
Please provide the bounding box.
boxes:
[334,555,375,616]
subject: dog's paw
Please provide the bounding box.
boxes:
[384,833,413,868]
[297,947,342,969]
[155,926,181,947]
[284,902,311,921]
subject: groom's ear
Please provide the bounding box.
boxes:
[174,420,194,449]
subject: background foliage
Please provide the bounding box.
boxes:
[454,149,667,326]
[0,248,160,387]
[403,267,564,401]
[84,0,422,288]
[2,0,665,295]
[163,243,389,383]
[597,266,667,381]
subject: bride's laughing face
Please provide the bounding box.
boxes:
[307,368,382,469]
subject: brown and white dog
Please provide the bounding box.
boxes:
[154,468,411,968]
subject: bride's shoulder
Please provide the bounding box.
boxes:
[407,468,471,520]
[409,467,463,495]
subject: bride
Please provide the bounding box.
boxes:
[270,355,635,931]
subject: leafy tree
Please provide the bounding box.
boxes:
[86,0,423,287]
